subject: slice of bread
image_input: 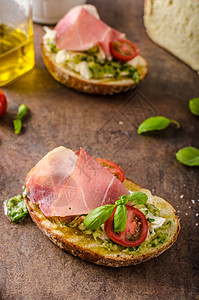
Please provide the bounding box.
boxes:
[144,0,199,72]
[26,178,180,267]
[41,43,148,95]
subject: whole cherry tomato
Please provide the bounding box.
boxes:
[0,90,8,117]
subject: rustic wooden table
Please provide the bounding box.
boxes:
[0,1,198,299]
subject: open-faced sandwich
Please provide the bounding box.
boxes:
[5,147,180,267]
[42,5,148,94]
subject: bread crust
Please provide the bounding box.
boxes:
[26,179,180,267]
[41,43,148,95]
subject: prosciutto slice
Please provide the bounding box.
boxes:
[25,147,78,216]
[25,147,129,217]
[54,5,125,58]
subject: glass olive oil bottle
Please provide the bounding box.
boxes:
[0,24,35,87]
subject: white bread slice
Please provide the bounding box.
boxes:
[26,178,180,267]
[144,0,199,72]
[41,42,148,95]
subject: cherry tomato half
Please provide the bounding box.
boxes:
[110,39,140,62]
[95,158,125,182]
[105,205,148,247]
[0,90,7,117]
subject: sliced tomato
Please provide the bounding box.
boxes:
[105,205,148,247]
[110,39,140,62]
[95,158,125,182]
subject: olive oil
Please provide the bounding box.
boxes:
[0,24,35,87]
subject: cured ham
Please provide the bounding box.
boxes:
[25,147,129,217]
[54,5,125,58]
[25,147,78,216]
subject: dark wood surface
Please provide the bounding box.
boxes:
[0,1,199,299]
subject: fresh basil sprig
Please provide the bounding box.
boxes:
[84,192,148,232]
[13,104,28,134]
[137,116,180,134]
[83,204,116,230]
[189,98,199,116]
[176,146,199,167]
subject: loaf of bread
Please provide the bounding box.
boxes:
[144,0,199,72]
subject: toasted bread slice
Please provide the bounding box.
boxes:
[41,43,148,95]
[26,178,180,267]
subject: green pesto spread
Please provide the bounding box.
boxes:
[46,37,139,82]
[4,194,29,222]
[62,202,172,255]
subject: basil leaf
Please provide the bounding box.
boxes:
[13,104,28,134]
[114,204,127,232]
[176,147,199,166]
[17,104,28,119]
[84,204,116,230]
[137,116,180,134]
[147,218,155,223]
[127,192,148,205]
[189,98,199,116]
[13,119,22,134]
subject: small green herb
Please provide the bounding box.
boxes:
[86,45,99,54]
[22,186,27,198]
[13,119,22,134]
[83,204,116,230]
[115,195,128,205]
[128,66,139,83]
[17,104,27,119]
[47,40,57,53]
[88,62,105,79]
[5,195,29,222]
[145,203,160,216]
[161,220,172,230]
[72,54,87,64]
[189,98,199,116]
[137,116,180,134]
[114,204,127,232]
[147,218,155,223]
[13,104,28,134]
[141,209,148,216]
[176,146,199,167]
[150,233,169,247]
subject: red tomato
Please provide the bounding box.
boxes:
[110,39,140,62]
[0,90,7,117]
[105,205,148,247]
[95,158,125,182]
